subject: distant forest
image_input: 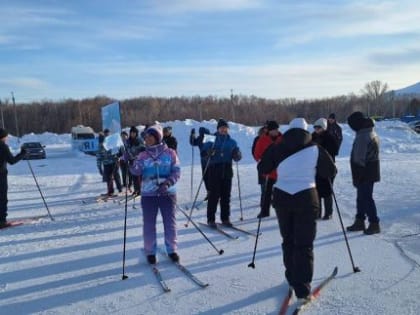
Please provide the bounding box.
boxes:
[1,80,419,135]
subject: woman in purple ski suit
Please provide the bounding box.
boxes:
[130,125,181,264]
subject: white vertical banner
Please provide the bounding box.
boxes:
[101,102,121,134]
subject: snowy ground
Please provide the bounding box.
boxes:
[1,119,419,315]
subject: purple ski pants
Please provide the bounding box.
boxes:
[141,195,177,255]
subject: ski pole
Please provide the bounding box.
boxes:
[235,161,243,220]
[26,160,54,221]
[248,177,268,268]
[176,203,224,255]
[248,217,262,269]
[121,185,129,280]
[330,181,361,273]
[190,142,194,204]
[184,142,215,227]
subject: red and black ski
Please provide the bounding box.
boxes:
[291,266,338,315]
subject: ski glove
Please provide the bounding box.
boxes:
[19,147,28,157]
[203,148,216,160]
[232,148,242,162]
[190,128,196,136]
[157,181,170,195]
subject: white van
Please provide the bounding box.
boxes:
[71,125,98,154]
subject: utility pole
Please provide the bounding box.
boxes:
[198,97,203,122]
[230,89,236,122]
[0,100,4,129]
[11,92,20,141]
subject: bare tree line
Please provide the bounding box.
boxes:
[0,81,419,135]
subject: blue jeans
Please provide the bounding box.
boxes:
[356,182,379,223]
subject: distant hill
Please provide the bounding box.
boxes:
[393,82,420,96]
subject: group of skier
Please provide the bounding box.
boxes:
[186,112,380,303]
[1,112,381,305]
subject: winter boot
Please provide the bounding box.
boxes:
[147,255,156,265]
[168,252,180,263]
[364,222,380,235]
[346,218,365,232]
[207,220,217,228]
[221,220,233,227]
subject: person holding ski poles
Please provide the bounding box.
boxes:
[201,119,242,227]
[0,128,27,228]
[258,118,336,302]
[190,126,211,199]
[130,124,180,265]
[253,120,283,219]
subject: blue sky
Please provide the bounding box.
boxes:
[1,0,420,103]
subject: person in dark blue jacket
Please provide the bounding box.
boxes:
[201,119,241,227]
[190,126,211,196]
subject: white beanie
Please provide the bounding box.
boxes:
[313,118,328,131]
[288,118,308,131]
[146,124,163,143]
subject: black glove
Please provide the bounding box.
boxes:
[203,148,216,159]
[232,148,242,162]
[20,147,27,156]
[191,128,196,136]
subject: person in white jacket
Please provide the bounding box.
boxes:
[258,118,336,302]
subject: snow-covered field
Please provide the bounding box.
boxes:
[1,119,419,315]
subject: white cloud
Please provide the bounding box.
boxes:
[0,78,50,89]
[151,0,263,14]
[276,1,420,46]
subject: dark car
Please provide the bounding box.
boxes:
[22,142,46,159]
[407,120,420,133]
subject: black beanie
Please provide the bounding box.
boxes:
[266,120,279,131]
[217,118,229,129]
[129,126,139,135]
[328,113,336,119]
[347,111,365,131]
[0,128,8,139]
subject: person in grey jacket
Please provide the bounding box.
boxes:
[346,111,381,235]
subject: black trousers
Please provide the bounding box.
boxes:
[260,178,275,216]
[103,163,122,194]
[206,164,233,223]
[275,201,317,298]
[0,172,8,222]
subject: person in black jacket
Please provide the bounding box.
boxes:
[126,126,145,196]
[163,126,178,151]
[0,129,27,227]
[326,113,343,159]
[346,111,381,235]
[312,118,339,220]
[259,118,336,302]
